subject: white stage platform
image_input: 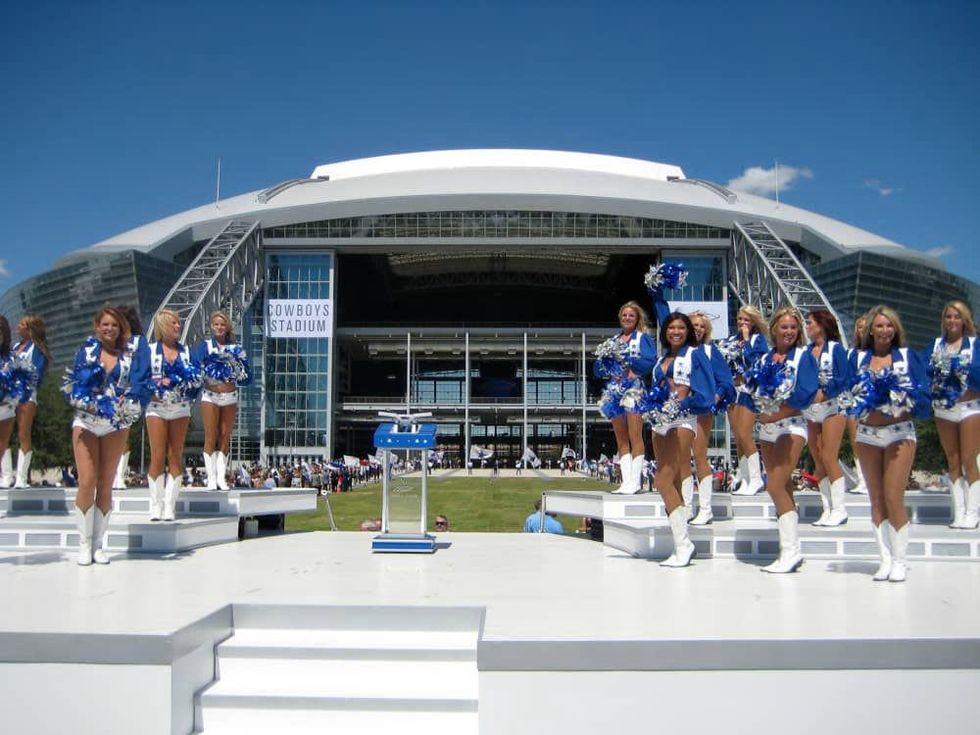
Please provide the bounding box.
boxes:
[0,532,977,734]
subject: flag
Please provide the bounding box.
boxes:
[561,446,577,459]
[521,447,542,468]
[470,445,494,460]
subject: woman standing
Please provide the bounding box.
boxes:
[593,301,657,495]
[9,314,50,488]
[147,310,201,521]
[192,311,251,490]
[845,316,870,495]
[688,311,736,525]
[722,305,769,495]
[0,316,15,488]
[804,310,853,526]
[645,312,715,566]
[846,305,930,582]
[113,305,150,489]
[747,307,818,573]
[925,301,980,529]
[63,307,149,565]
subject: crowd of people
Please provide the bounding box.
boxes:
[594,263,979,580]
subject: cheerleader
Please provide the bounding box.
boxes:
[688,311,736,525]
[804,310,853,526]
[147,310,201,521]
[192,311,251,490]
[593,301,657,495]
[645,312,715,566]
[8,314,50,488]
[845,305,930,582]
[748,307,818,573]
[925,301,980,529]
[63,307,150,565]
[722,305,769,495]
[0,316,15,488]
[112,305,150,489]
[845,316,869,494]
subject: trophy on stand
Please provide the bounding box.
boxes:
[371,411,438,553]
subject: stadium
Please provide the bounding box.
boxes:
[3,149,977,466]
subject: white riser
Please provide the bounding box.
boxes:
[196,705,477,735]
[222,627,477,655]
[211,657,478,700]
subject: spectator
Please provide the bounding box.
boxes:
[434,514,449,532]
[523,499,563,534]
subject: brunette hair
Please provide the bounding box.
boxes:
[659,312,699,350]
[115,304,144,337]
[0,315,10,358]
[92,306,131,352]
[17,313,51,361]
[805,309,841,343]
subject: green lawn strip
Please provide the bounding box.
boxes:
[284,476,612,533]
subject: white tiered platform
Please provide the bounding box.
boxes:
[0,487,318,553]
[0,530,977,734]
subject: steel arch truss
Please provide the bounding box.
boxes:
[156,219,264,344]
[728,220,847,344]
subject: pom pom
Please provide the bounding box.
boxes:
[744,359,796,415]
[593,337,630,379]
[598,377,645,419]
[716,336,748,376]
[202,345,248,386]
[644,262,688,292]
[61,339,143,429]
[0,352,37,407]
[640,382,686,426]
[154,358,203,403]
[927,351,968,410]
[839,368,916,420]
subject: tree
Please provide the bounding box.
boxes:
[22,372,74,470]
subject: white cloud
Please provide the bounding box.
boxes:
[0,259,9,278]
[727,164,813,196]
[925,245,954,258]
[864,179,898,197]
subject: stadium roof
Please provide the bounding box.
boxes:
[57,149,942,270]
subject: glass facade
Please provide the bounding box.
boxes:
[261,252,335,459]
[264,211,730,241]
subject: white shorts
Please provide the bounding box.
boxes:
[803,397,841,424]
[856,421,916,449]
[651,416,698,437]
[201,389,238,407]
[0,402,14,421]
[146,401,192,420]
[72,412,121,438]
[758,415,808,444]
[934,398,980,423]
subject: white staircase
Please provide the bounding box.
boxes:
[194,604,482,734]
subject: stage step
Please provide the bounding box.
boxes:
[194,604,482,734]
[604,517,980,562]
[0,513,239,553]
[542,489,956,525]
[0,487,317,518]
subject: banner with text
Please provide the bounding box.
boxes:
[664,300,730,339]
[266,299,333,338]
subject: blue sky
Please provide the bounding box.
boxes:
[2,0,978,287]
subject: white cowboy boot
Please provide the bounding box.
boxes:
[75,505,94,566]
[762,511,804,573]
[813,477,832,525]
[729,455,746,492]
[690,474,714,525]
[14,449,32,488]
[872,520,892,581]
[949,477,967,528]
[216,452,229,490]
[824,477,849,526]
[630,454,645,494]
[849,461,868,494]
[680,475,695,521]
[162,473,181,521]
[148,474,164,521]
[661,505,696,567]
[0,449,13,488]
[963,480,980,530]
[203,452,217,490]
[888,523,909,582]
[113,451,129,489]
[612,455,634,494]
[92,508,111,564]
[734,452,764,495]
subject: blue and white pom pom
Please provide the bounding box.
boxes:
[716,336,746,375]
[593,337,629,380]
[155,359,204,403]
[744,360,796,415]
[644,262,688,292]
[61,364,143,429]
[203,346,248,386]
[639,383,685,426]
[839,369,915,419]
[1,352,38,405]
[927,351,967,410]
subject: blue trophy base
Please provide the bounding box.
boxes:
[371,533,437,553]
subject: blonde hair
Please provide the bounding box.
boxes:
[769,306,805,348]
[18,313,51,361]
[688,310,713,343]
[618,301,652,335]
[151,309,181,342]
[942,300,977,338]
[210,311,236,342]
[737,305,769,342]
[852,314,868,345]
[861,304,907,350]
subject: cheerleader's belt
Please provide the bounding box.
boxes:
[72,412,121,438]
[856,421,916,448]
[201,389,239,407]
[802,397,840,424]
[758,415,807,444]
[146,400,192,420]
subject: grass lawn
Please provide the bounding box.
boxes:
[285,475,612,533]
